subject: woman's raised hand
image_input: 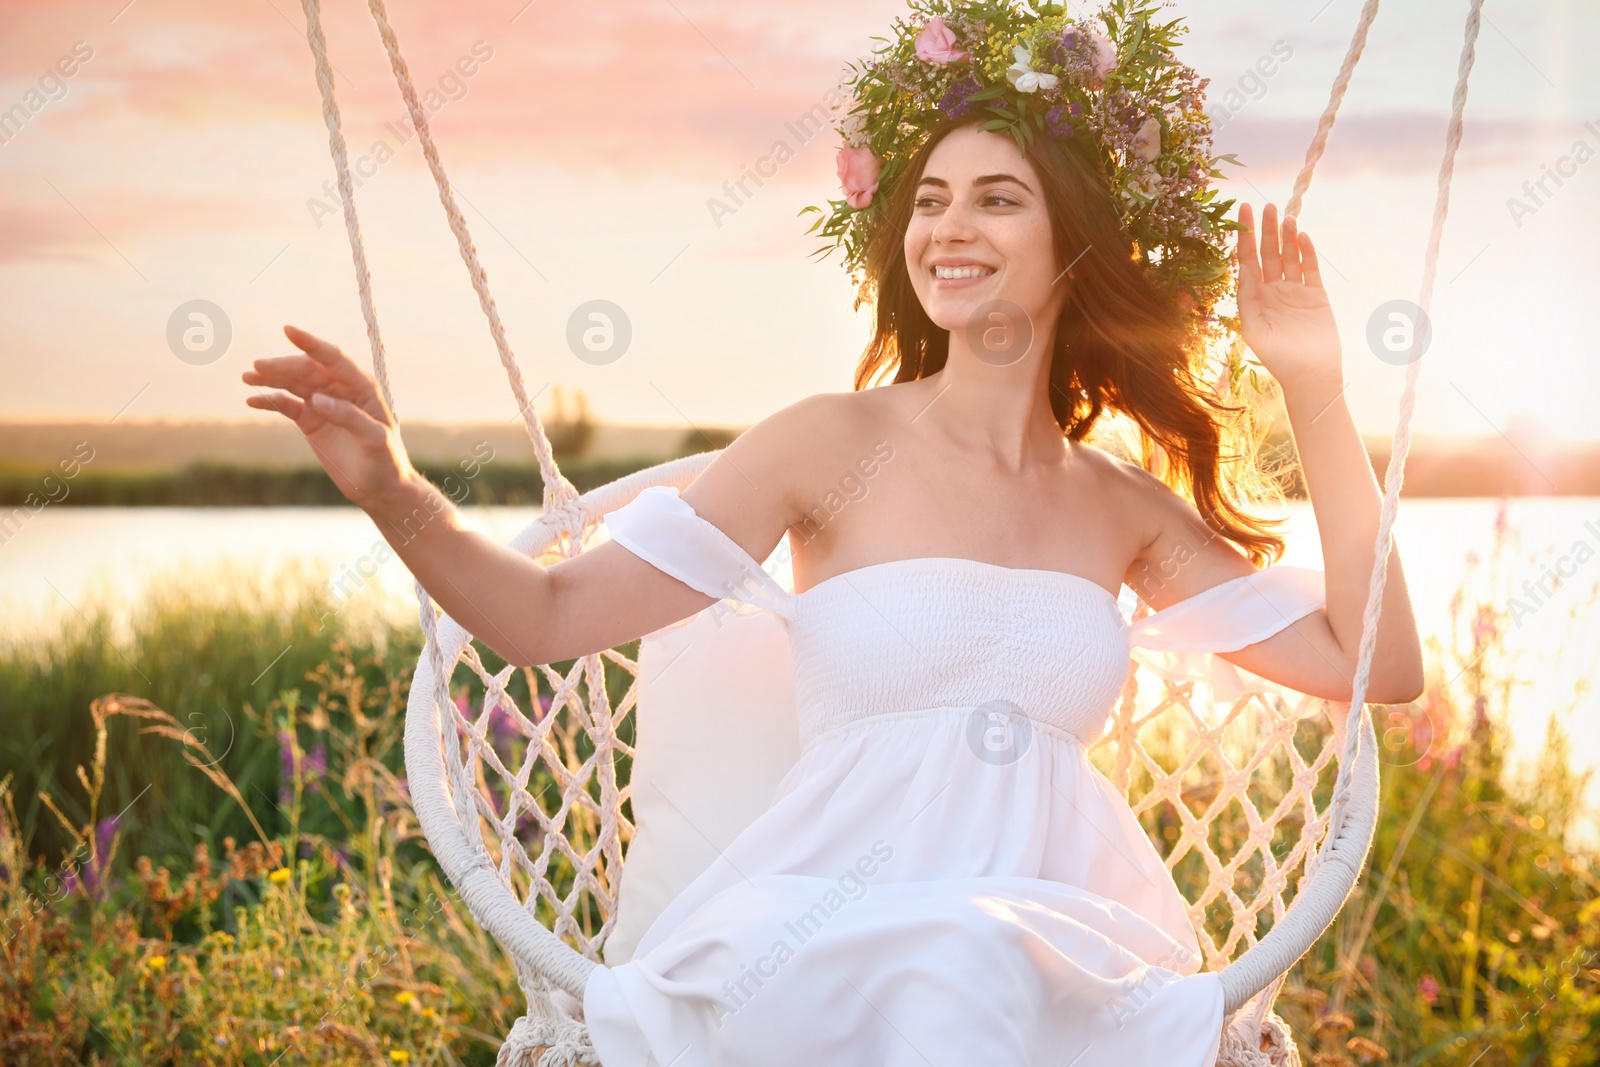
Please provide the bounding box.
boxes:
[1235,201,1343,391]
[242,325,417,510]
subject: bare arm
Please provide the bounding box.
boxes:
[1120,201,1424,705]
[244,326,813,665]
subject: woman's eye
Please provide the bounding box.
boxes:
[914,194,1018,208]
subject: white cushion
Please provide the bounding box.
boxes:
[602,538,800,966]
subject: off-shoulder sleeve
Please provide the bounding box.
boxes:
[602,485,796,621]
[1124,565,1325,698]
[1127,565,1325,652]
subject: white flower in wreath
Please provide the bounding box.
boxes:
[1005,45,1059,93]
[1133,115,1162,163]
[840,109,870,149]
[1123,171,1162,203]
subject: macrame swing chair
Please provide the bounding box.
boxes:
[294,0,1486,1062]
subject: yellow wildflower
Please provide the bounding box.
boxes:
[268,868,292,885]
[389,1052,411,1064]
[145,955,168,972]
[394,990,416,1005]
[420,1007,436,1019]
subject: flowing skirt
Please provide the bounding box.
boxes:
[583,705,1224,1066]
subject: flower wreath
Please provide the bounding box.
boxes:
[801,0,1246,351]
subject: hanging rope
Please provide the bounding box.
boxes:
[296,3,599,1063]
[1217,0,1487,1041]
[1308,0,1487,894]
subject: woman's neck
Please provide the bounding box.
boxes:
[917,345,1066,475]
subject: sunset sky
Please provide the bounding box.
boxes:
[2,0,1596,443]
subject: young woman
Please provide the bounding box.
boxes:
[244,6,1422,1063]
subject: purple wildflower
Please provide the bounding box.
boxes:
[490,705,514,746]
[80,815,120,898]
[304,743,327,793]
[278,729,295,807]
[514,809,546,848]
[277,730,295,778]
[937,76,981,117]
[95,815,119,858]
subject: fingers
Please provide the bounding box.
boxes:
[1260,202,1282,283]
[1299,231,1323,290]
[1239,202,1318,289]
[243,355,334,399]
[307,391,388,446]
[283,325,381,393]
[1280,211,1303,285]
[259,327,395,428]
[246,391,305,420]
[1236,201,1261,293]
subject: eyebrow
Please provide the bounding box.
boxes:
[917,173,1035,194]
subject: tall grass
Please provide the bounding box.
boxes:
[0,563,420,867]
[1,671,523,1065]
[2,520,1597,1063]
[1280,510,1600,1064]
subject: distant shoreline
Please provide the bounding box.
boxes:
[3,454,1599,507]
[2,421,1597,502]
[0,458,675,509]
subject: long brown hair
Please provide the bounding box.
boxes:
[850,112,1287,567]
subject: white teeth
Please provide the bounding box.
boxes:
[934,264,995,279]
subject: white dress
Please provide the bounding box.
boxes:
[582,485,1326,1067]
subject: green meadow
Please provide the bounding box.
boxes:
[1,542,1596,1064]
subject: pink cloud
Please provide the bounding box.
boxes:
[2,0,870,179]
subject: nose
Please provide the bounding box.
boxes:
[929,194,979,249]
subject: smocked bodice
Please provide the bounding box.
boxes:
[786,558,1131,745]
[603,484,1327,749]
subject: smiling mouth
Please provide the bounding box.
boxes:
[932,264,997,280]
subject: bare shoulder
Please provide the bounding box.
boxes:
[1069,440,1173,544]
[676,388,884,560]
[1074,441,1256,607]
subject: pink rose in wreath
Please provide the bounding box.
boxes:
[914,16,971,65]
[837,145,882,209]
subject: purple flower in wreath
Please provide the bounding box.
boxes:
[937,76,982,117]
[1045,101,1082,139]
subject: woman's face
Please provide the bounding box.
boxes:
[904,125,1066,364]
